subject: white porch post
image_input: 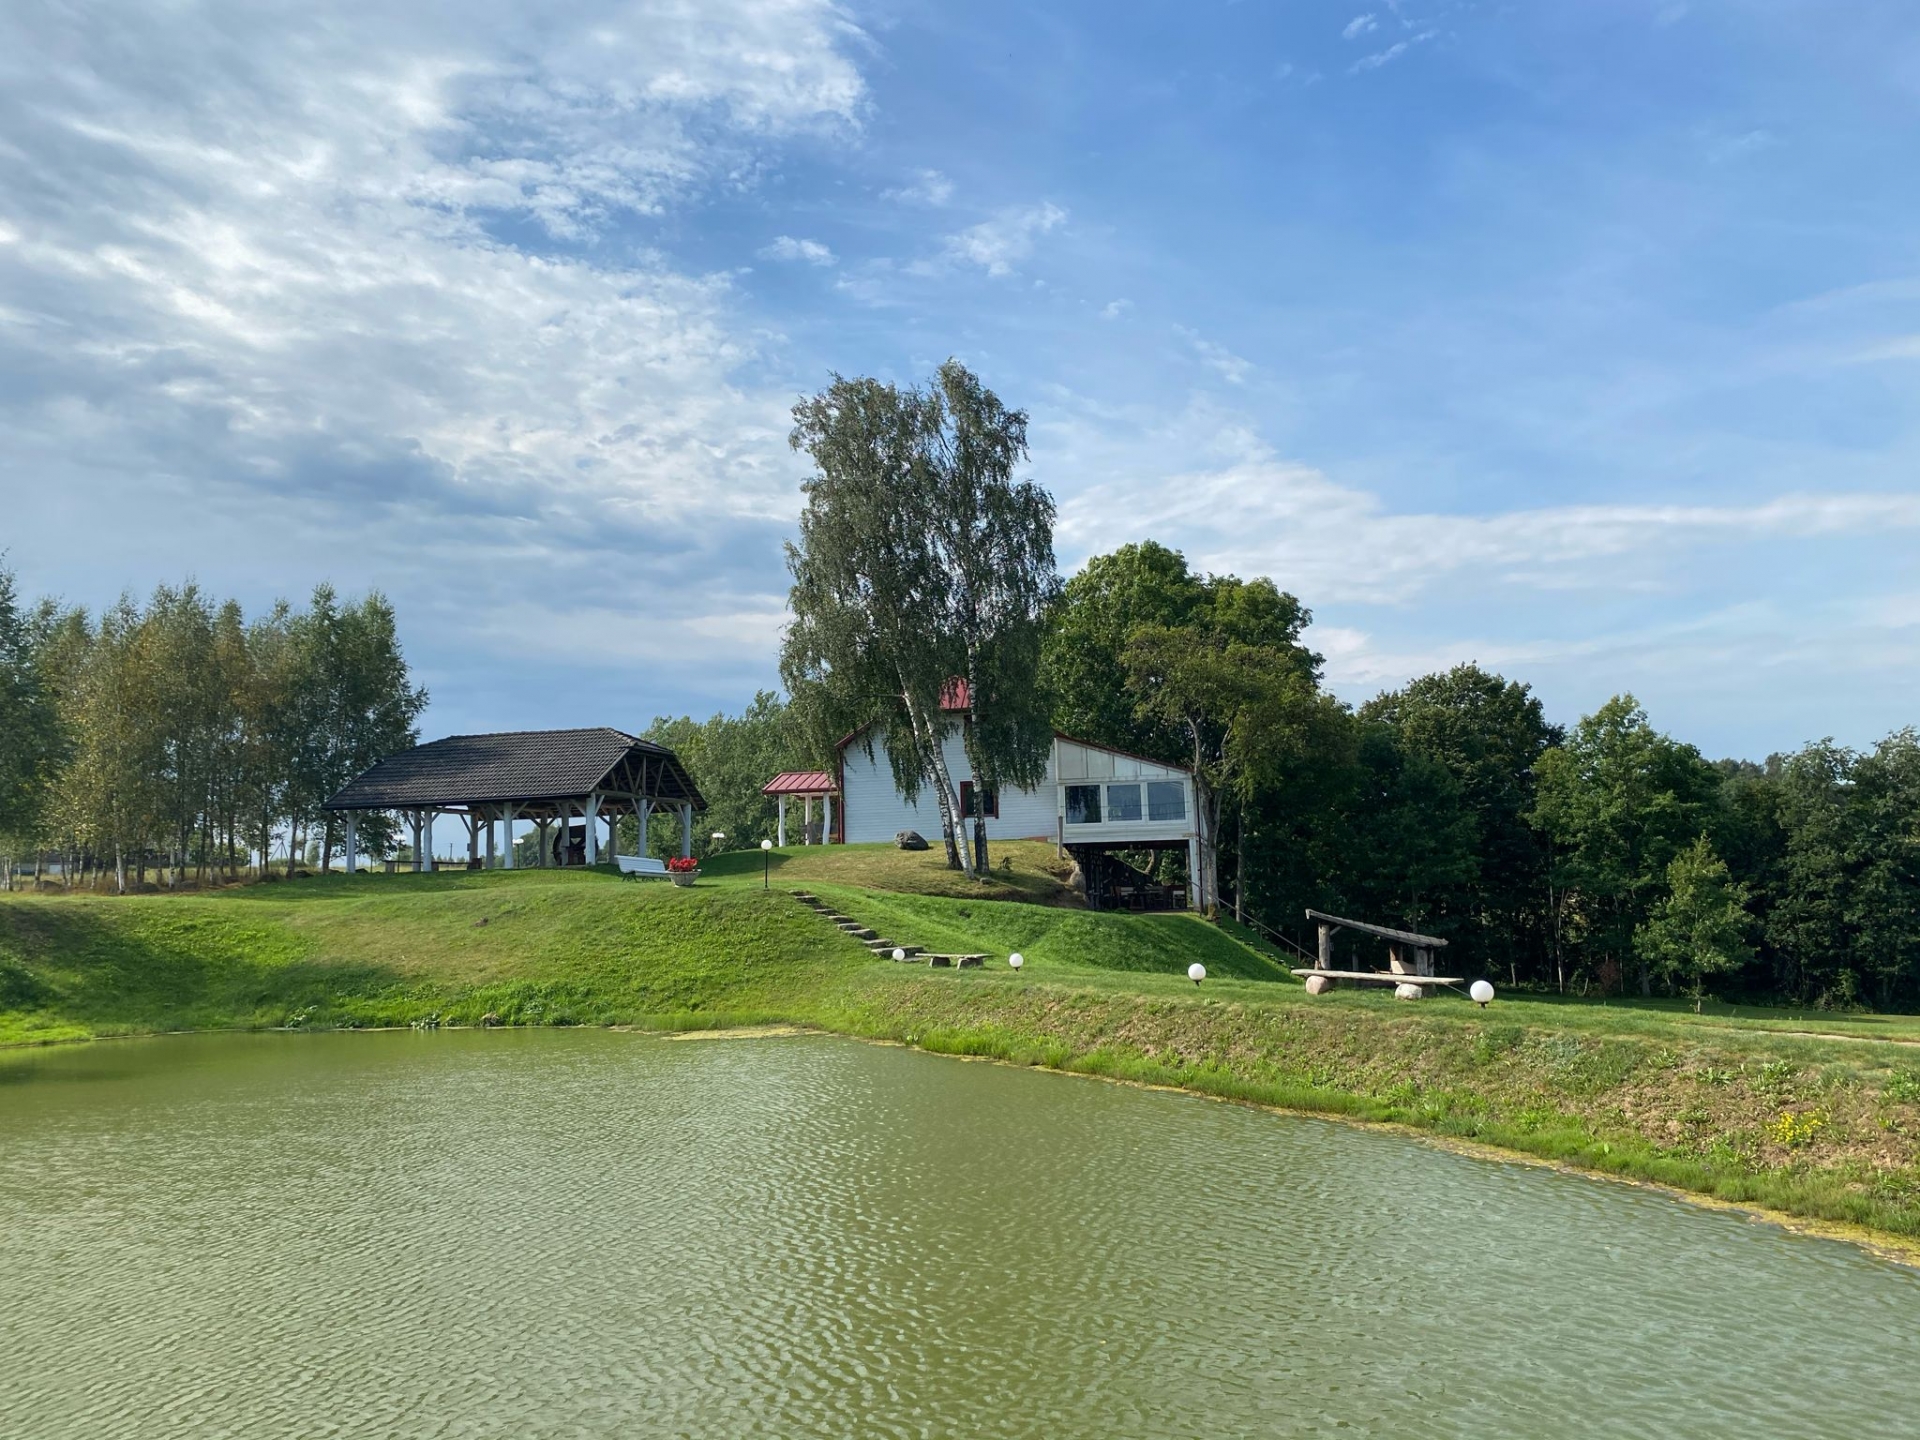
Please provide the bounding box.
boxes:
[639,799,653,857]
[824,792,833,844]
[485,811,496,869]
[777,794,787,848]
[803,794,813,845]
[344,814,357,874]
[1186,832,1200,911]
[584,794,599,865]
[501,802,516,869]
[422,811,436,873]
[680,803,692,859]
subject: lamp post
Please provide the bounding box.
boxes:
[1009,953,1023,972]
[761,837,773,889]
[1188,962,1206,987]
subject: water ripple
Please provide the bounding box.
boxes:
[1,1030,1914,1438]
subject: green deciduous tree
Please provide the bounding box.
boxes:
[1532,695,1722,994]
[0,566,65,884]
[783,363,1058,880]
[1635,836,1755,1007]
[921,361,1060,872]
[644,692,810,855]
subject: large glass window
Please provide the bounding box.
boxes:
[1064,784,1102,825]
[1106,783,1142,821]
[1147,780,1186,822]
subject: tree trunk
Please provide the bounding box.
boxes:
[320,815,335,874]
[1234,803,1245,925]
[905,690,972,878]
[963,664,990,875]
[114,841,127,896]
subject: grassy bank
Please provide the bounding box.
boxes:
[7,843,1920,1245]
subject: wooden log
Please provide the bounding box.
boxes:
[1289,968,1463,985]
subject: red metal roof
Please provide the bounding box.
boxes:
[762,770,838,796]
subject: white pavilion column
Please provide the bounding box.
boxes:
[823,793,833,844]
[485,812,496,869]
[344,814,357,874]
[637,799,653,858]
[1186,832,1200,911]
[408,811,423,872]
[421,811,436,873]
[777,794,787,847]
[584,794,599,865]
[803,794,813,845]
[680,803,692,859]
[501,803,516,869]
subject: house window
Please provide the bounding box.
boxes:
[958,781,998,819]
[1106,783,1142,822]
[1065,784,1102,825]
[1147,780,1186,822]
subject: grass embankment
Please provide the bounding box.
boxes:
[8,841,1920,1245]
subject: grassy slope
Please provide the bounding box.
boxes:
[8,842,1920,1243]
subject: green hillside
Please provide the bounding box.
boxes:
[9,844,1920,1249]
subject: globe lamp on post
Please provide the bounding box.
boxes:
[1009,952,1023,973]
[1188,963,1206,987]
[761,837,773,889]
[1469,979,1495,1009]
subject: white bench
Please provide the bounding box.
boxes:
[615,855,670,879]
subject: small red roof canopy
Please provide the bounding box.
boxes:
[762,770,838,797]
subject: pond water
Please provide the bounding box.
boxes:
[1,1030,1914,1438]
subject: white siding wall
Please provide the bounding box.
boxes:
[840,728,1057,844]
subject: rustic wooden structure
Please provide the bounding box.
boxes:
[1292,908,1462,1000]
[324,728,705,873]
[761,771,837,847]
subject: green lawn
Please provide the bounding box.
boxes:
[8,846,1920,1249]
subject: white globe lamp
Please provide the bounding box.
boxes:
[892,948,906,962]
[1470,979,1495,1008]
[759,837,773,890]
[1188,962,1206,987]
[1009,952,1023,971]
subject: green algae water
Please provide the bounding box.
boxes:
[1,1030,1914,1438]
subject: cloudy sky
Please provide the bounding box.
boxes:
[4,0,1917,759]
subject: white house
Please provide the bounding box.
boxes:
[835,720,1202,909]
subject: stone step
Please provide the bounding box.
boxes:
[927,954,954,967]
[839,926,877,941]
[956,954,985,968]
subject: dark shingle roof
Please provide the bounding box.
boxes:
[324,728,705,811]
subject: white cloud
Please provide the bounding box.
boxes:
[943,202,1067,277]
[1351,41,1409,72]
[0,0,868,724]
[758,235,837,265]
[1180,329,1252,384]
[885,169,955,206]
[1342,14,1378,39]
[1047,409,1920,607]
[1101,298,1133,320]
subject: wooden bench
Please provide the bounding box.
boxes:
[615,855,670,880]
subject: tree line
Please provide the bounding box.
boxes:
[0,569,426,890]
[1043,540,1920,1009]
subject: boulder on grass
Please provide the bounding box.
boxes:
[895,830,929,851]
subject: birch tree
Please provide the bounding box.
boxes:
[783,374,975,873]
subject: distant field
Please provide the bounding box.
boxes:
[8,844,1920,1246]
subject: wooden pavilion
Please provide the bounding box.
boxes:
[761,771,838,846]
[323,728,705,872]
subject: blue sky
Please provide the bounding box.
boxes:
[3,0,1917,759]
